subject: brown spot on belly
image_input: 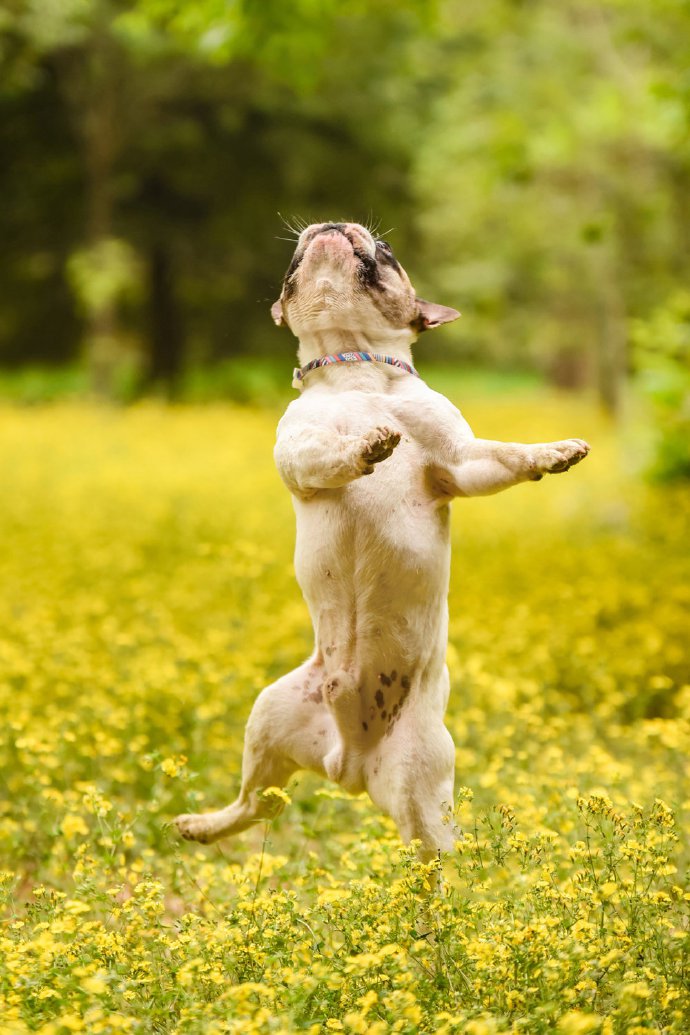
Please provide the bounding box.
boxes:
[379,672,392,687]
[385,706,404,737]
[381,710,387,719]
[391,670,397,682]
[375,689,385,708]
[362,721,368,731]
[401,675,411,691]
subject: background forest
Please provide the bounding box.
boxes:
[1,0,689,429]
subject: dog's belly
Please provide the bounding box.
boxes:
[293,446,451,735]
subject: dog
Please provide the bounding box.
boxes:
[174,222,590,858]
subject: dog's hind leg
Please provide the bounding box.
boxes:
[320,669,365,788]
[174,658,333,844]
[366,716,458,862]
[174,739,297,845]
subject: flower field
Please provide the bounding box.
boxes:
[1,388,688,1034]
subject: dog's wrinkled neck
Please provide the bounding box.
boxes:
[295,328,417,392]
[296,327,415,370]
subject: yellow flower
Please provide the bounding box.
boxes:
[344,1015,369,1034]
[82,974,108,994]
[60,814,89,838]
[622,981,651,1000]
[58,1015,86,1032]
[463,1022,498,1035]
[557,1013,602,1035]
[261,786,292,805]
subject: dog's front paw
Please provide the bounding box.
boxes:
[359,426,401,475]
[530,438,590,480]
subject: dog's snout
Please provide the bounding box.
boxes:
[298,222,375,251]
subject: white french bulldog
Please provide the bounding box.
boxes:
[175,222,589,857]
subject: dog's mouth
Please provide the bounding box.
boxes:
[303,223,376,260]
[283,223,383,298]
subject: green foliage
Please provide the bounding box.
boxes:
[410,0,686,389]
[66,238,142,317]
[1,0,690,408]
[0,364,89,404]
[181,356,293,407]
[632,291,690,480]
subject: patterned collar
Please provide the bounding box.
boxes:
[293,351,420,388]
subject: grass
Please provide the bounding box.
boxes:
[0,360,541,408]
[0,386,688,1033]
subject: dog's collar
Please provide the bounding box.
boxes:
[293,352,420,389]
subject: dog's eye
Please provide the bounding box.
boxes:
[375,239,401,275]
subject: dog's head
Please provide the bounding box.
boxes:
[271,222,459,338]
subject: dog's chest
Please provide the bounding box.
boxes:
[292,429,451,649]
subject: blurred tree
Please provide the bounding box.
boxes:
[0,0,437,395]
[0,9,83,368]
[410,0,689,413]
[633,291,690,480]
[0,0,688,410]
[1,0,142,395]
[114,0,437,387]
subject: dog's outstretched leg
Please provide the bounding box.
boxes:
[174,731,297,845]
[175,658,334,843]
[428,437,591,498]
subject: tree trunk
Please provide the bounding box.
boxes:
[80,7,120,397]
[595,286,626,416]
[147,243,184,394]
[591,234,627,417]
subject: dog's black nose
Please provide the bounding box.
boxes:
[319,222,346,234]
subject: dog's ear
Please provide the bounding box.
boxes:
[412,299,461,332]
[271,299,285,327]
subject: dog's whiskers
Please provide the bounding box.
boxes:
[278,212,309,238]
[365,213,382,237]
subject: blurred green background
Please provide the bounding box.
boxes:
[1,0,689,472]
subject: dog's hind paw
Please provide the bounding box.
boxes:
[174,812,220,844]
